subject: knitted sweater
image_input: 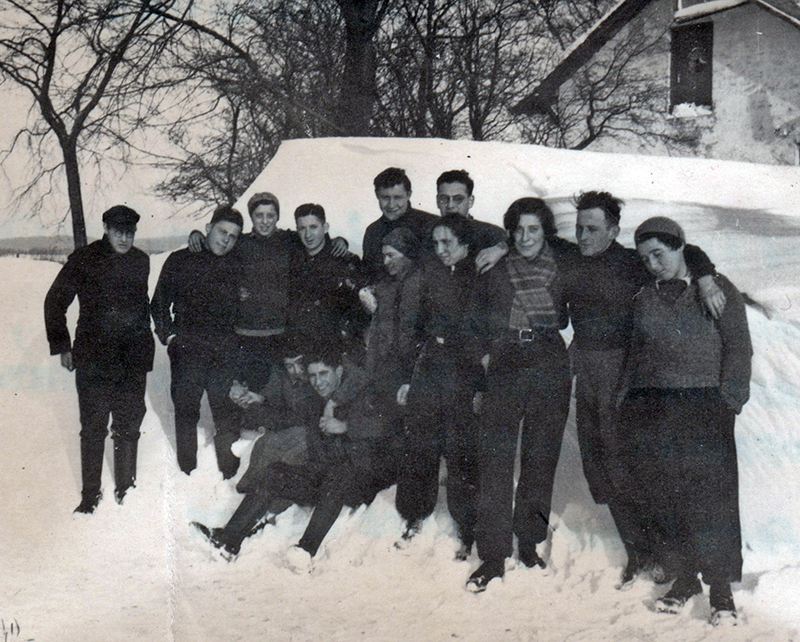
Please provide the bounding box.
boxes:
[628,274,752,413]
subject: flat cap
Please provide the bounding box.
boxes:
[102,205,140,228]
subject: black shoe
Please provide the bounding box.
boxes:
[114,484,135,505]
[74,491,102,514]
[394,519,422,551]
[518,545,546,570]
[655,575,702,613]
[616,554,641,590]
[191,522,240,560]
[709,583,737,626]
[466,560,505,593]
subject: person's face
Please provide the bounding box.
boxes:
[376,184,411,221]
[576,207,619,257]
[250,203,279,238]
[104,224,135,254]
[283,355,305,383]
[432,225,469,267]
[307,361,342,399]
[637,237,687,281]
[436,182,474,217]
[513,213,545,259]
[205,220,241,256]
[296,214,328,255]
[382,245,408,276]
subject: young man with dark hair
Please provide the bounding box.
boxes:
[362,167,438,282]
[151,205,245,479]
[433,169,508,274]
[560,190,726,588]
[45,205,155,513]
[193,347,394,569]
[289,203,366,349]
[394,213,483,560]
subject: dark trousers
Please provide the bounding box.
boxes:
[573,348,650,561]
[168,334,240,478]
[75,367,147,495]
[236,333,282,391]
[475,337,571,562]
[395,344,478,543]
[222,459,374,557]
[616,388,743,583]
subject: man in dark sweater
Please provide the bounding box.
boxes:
[394,214,483,559]
[151,205,244,478]
[44,206,155,513]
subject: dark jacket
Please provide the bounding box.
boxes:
[150,247,241,345]
[365,264,424,389]
[302,365,392,472]
[44,237,154,374]
[557,239,717,351]
[362,208,437,282]
[288,242,364,343]
[233,230,304,334]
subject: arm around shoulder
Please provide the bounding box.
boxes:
[716,276,752,414]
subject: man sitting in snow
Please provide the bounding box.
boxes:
[44,205,155,514]
[193,345,396,569]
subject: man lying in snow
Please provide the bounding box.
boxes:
[193,345,397,571]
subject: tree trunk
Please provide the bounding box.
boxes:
[337,1,381,136]
[63,142,87,249]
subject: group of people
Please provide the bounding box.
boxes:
[44,165,752,626]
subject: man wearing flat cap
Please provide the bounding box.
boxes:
[45,205,155,514]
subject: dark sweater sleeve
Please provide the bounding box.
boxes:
[716,276,752,413]
[150,254,179,345]
[472,220,507,250]
[395,270,424,381]
[684,244,716,279]
[44,251,81,355]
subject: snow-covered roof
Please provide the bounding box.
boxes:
[511,0,800,116]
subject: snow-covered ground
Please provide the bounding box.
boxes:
[1,138,799,641]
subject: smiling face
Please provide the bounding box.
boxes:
[104,224,136,254]
[513,213,545,259]
[307,361,343,399]
[576,207,619,257]
[205,220,241,256]
[435,182,474,218]
[637,237,687,281]
[432,225,469,267]
[376,184,411,221]
[296,214,328,255]
[250,203,279,238]
[382,245,409,276]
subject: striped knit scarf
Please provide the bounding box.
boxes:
[506,243,558,330]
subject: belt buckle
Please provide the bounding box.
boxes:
[518,328,534,343]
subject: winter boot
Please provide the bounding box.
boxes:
[518,541,547,570]
[77,437,105,513]
[113,440,138,505]
[394,519,422,551]
[655,575,703,613]
[466,559,505,593]
[74,490,102,514]
[616,551,642,590]
[191,522,240,560]
[709,582,737,626]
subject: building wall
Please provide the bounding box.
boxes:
[581,0,800,165]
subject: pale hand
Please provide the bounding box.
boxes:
[475,242,508,274]
[330,237,349,257]
[359,287,378,314]
[319,416,347,434]
[187,230,206,253]
[60,351,75,372]
[697,275,726,320]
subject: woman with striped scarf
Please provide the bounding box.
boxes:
[466,198,572,592]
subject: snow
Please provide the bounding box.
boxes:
[2,138,800,640]
[674,0,749,21]
[671,103,715,118]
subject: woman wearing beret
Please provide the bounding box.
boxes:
[616,216,752,625]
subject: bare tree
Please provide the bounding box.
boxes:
[0,0,186,248]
